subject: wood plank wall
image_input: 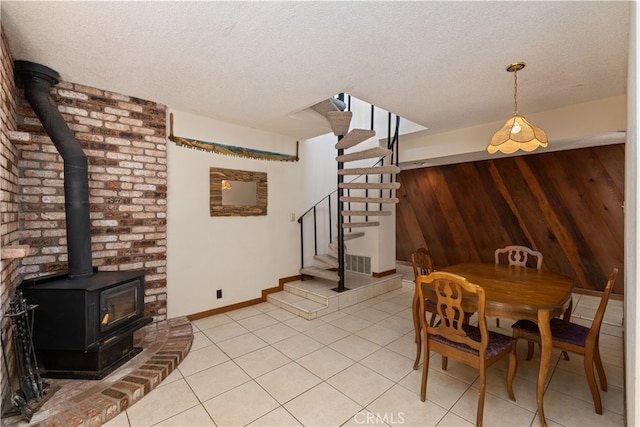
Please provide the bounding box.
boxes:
[396,144,625,295]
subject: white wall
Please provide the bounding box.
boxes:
[399,95,627,167]
[166,109,333,318]
[624,3,638,425]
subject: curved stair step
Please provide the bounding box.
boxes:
[326,111,352,136]
[342,210,392,217]
[341,196,399,204]
[310,97,346,115]
[300,266,340,282]
[341,231,365,241]
[336,147,391,162]
[314,253,338,268]
[339,182,400,190]
[342,221,380,228]
[335,129,376,150]
[338,165,400,175]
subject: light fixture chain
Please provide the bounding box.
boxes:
[513,69,518,115]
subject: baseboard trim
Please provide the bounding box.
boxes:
[186,274,302,321]
[372,269,396,278]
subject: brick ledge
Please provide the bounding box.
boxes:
[2,317,193,427]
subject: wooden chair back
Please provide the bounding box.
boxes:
[411,248,434,278]
[417,272,487,355]
[586,268,618,346]
[495,245,543,269]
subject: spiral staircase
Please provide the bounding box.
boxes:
[298,97,401,285]
[266,96,404,319]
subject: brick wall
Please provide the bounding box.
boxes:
[0,25,20,411]
[15,74,168,321]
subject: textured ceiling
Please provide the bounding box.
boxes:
[1,1,631,140]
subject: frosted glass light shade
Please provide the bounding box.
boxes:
[487,115,548,154]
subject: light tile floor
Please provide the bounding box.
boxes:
[104,284,625,427]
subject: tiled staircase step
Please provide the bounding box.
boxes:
[339,182,401,190]
[342,210,392,217]
[300,266,340,282]
[341,196,399,204]
[310,97,345,115]
[326,111,352,136]
[267,273,404,320]
[267,291,327,319]
[342,221,380,228]
[338,165,400,175]
[336,147,391,162]
[314,253,338,268]
[335,129,376,149]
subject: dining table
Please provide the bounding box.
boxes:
[436,263,574,427]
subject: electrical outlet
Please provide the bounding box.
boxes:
[216,289,222,299]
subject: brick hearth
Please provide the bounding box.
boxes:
[1,317,193,427]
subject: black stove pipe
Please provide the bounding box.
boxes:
[15,61,93,279]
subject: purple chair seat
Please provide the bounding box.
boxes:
[430,324,516,359]
[512,318,589,347]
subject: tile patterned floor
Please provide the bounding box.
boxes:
[103,280,625,427]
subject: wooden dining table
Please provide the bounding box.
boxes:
[437,263,574,427]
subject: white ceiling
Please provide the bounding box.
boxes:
[1,1,631,141]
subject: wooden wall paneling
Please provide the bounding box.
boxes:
[443,163,492,262]
[396,144,625,295]
[535,149,624,293]
[398,169,447,264]
[519,153,595,290]
[485,160,537,252]
[425,166,480,265]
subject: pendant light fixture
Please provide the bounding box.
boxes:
[487,62,548,154]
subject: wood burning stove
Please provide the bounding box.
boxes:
[20,269,151,379]
[13,60,152,379]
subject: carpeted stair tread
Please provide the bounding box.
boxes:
[342,222,380,228]
[339,182,401,190]
[342,210,392,216]
[336,147,391,162]
[314,253,339,268]
[341,196,399,204]
[338,231,365,241]
[327,111,352,136]
[300,266,340,282]
[338,165,400,175]
[335,129,376,150]
[310,98,346,116]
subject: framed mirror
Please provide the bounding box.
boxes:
[210,167,267,216]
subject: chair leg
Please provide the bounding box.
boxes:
[584,348,603,414]
[420,342,430,401]
[496,318,500,328]
[441,355,448,371]
[561,300,572,361]
[477,369,486,427]
[506,344,517,401]
[412,296,421,370]
[526,341,535,360]
[429,312,436,327]
[413,327,422,370]
[593,344,608,391]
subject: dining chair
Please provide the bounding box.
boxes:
[494,245,543,269]
[411,248,436,370]
[493,245,543,328]
[511,267,618,415]
[417,272,517,427]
